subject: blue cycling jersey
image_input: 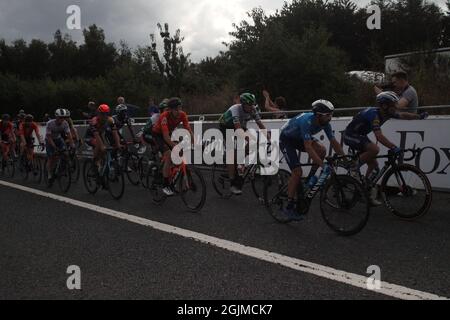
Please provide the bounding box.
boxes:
[281,112,335,141]
[345,107,400,136]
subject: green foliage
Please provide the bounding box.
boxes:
[0,0,449,118]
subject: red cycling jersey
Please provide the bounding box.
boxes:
[19,122,40,138]
[152,111,191,136]
[0,121,14,140]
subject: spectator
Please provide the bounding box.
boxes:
[391,71,419,113]
[82,101,97,119]
[117,96,126,105]
[375,71,418,113]
[262,90,287,119]
[148,98,160,117]
[43,113,51,122]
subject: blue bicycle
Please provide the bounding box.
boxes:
[83,147,125,200]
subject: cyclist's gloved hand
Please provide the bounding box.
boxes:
[390,146,402,155]
[419,112,429,120]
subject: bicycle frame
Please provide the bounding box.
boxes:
[100,149,114,178]
[359,149,418,186]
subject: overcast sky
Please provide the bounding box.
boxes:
[0,0,447,62]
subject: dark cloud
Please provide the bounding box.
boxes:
[0,0,447,61]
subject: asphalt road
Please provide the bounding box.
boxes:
[0,165,449,300]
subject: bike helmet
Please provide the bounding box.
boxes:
[98,104,111,114]
[55,108,70,118]
[376,91,400,106]
[312,100,335,115]
[240,93,256,106]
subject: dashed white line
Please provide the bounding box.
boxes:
[0,179,448,300]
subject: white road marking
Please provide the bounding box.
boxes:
[0,179,448,300]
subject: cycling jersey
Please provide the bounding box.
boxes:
[219,104,261,129]
[67,118,75,130]
[152,111,191,136]
[113,115,132,132]
[0,121,14,141]
[281,112,335,142]
[19,122,40,138]
[46,119,70,140]
[87,116,117,136]
[280,113,335,170]
[343,107,401,151]
[345,107,400,136]
[13,119,23,131]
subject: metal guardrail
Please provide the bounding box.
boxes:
[68,105,450,125]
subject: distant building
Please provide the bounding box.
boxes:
[385,47,450,74]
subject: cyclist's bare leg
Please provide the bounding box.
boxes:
[26,147,33,162]
[288,167,303,199]
[359,143,380,178]
[47,155,57,177]
[162,149,172,183]
[227,164,236,181]
[94,144,106,171]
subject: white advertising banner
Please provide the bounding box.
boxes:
[252,116,450,191]
[36,116,450,190]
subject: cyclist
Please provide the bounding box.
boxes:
[85,104,121,171]
[12,110,26,158]
[139,99,169,147]
[0,114,16,167]
[112,104,138,145]
[152,97,194,196]
[65,111,81,148]
[343,91,428,205]
[219,92,268,195]
[19,114,44,163]
[45,109,76,185]
[280,100,345,221]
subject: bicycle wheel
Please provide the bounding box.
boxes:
[380,164,432,220]
[30,157,42,184]
[211,164,232,199]
[57,158,72,193]
[180,166,207,212]
[82,159,98,195]
[106,160,125,200]
[146,165,166,205]
[320,175,370,236]
[263,169,292,223]
[125,154,141,186]
[69,154,81,183]
[43,159,49,186]
[1,154,15,178]
[138,156,151,188]
[17,155,29,181]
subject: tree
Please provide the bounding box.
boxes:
[24,39,50,79]
[48,30,80,79]
[440,1,450,47]
[228,8,351,108]
[78,25,117,78]
[149,23,191,95]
